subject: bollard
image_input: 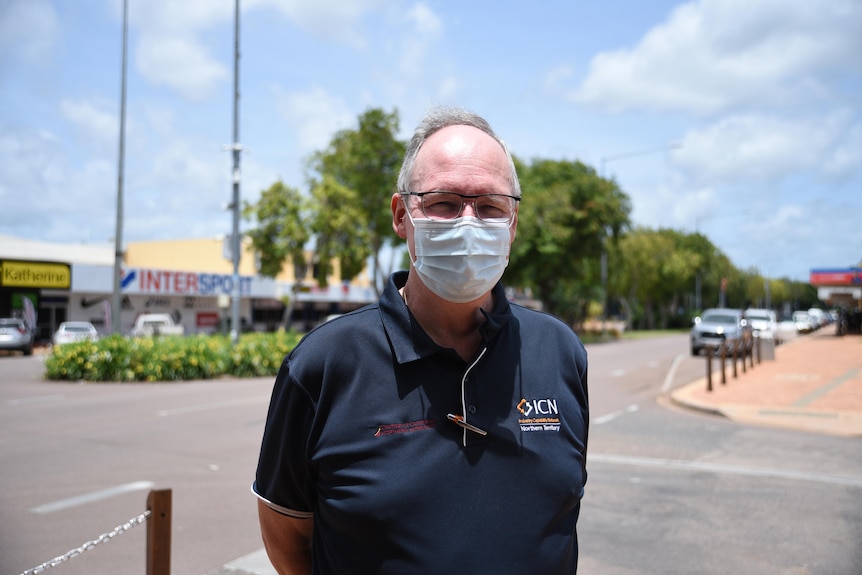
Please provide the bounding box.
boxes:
[755,336,761,364]
[147,489,172,575]
[731,343,738,379]
[706,346,713,392]
[740,340,747,374]
[720,345,727,385]
[748,335,755,369]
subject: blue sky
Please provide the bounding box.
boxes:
[1,0,860,282]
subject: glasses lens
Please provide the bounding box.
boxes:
[476,195,515,222]
[420,192,515,222]
[421,192,462,219]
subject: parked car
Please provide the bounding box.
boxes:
[743,308,781,344]
[52,321,100,346]
[792,310,817,333]
[807,308,829,328]
[690,308,753,356]
[0,318,35,356]
[130,313,185,337]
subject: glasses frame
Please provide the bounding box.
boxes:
[401,190,520,223]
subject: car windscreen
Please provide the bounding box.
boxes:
[702,314,737,324]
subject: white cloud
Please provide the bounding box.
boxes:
[672,112,851,185]
[136,34,229,102]
[0,128,116,243]
[0,0,58,67]
[60,99,119,152]
[572,0,862,115]
[247,0,384,48]
[274,86,354,153]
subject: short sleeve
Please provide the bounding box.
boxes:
[252,358,316,518]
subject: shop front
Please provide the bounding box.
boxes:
[0,259,71,341]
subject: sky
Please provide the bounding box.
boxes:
[1,0,860,283]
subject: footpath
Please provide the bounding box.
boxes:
[670,328,862,437]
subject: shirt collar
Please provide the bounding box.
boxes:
[379,271,512,365]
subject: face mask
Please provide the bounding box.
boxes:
[407,212,512,303]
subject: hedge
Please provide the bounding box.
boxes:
[44,331,303,382]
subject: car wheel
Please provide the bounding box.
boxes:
[23,344,33,356]
[691,346,701,356]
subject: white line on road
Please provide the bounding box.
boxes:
[661,353,686,394]
[31,481,155,514]
[589,453,862,487]
[6,394,65,406]
[156,396,267,417]
[593,404,639,425]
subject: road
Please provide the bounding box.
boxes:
[1,335,860,574]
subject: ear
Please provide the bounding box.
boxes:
[509,210,518,243]
[391,193,407,238]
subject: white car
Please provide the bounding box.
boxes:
[791,311,817,334]
[53,321,100,346]
[744,308,781,344]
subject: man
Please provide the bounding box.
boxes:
[254,106,589,574]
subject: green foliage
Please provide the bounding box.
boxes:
[306,108,405,290]
[44,332,302,383]
[507,156,632,323]
[309,175,372,284]
[243,181,310,278]
[243,109,404,290]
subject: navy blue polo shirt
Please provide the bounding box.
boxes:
[254,271,589,574]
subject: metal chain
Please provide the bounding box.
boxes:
[19,510,151,575]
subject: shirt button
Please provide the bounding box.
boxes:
[467,404,477,414]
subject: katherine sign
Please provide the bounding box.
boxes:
[0,260,71,289]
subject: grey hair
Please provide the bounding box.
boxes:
[396,106,521,197]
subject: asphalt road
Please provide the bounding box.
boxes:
[2,335,860,574]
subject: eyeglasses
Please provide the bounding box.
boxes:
[402,191,520,223]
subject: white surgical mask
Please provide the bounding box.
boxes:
[407,212,512,303]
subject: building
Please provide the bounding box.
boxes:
[0,235,376,341]
[809,267,862,309]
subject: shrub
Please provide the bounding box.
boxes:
[44,331,302,383]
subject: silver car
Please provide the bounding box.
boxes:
[690,308,752,356]
[0,318,35,356]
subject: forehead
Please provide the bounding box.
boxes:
[413,125,511,194]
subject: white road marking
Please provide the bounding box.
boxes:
[661,353,685,393]
[610,369,627,377]
[31,481,155,514]
[157,396,266,417]
[7,394,65,406]
[593,403,639,425]
[589,453,862,487]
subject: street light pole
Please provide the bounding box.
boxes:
[229,0,242,345]
[111,0,128,335]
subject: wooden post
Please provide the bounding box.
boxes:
[147,489,172,575]
[720,345,727,385]
[748,335,755,369]
[706,346,713,392]
[731,343,738,379]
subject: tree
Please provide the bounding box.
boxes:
[506,157,631,323]
[242,181,309,278]
[306,108,405,293]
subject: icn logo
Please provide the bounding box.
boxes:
[517,398,559,417]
